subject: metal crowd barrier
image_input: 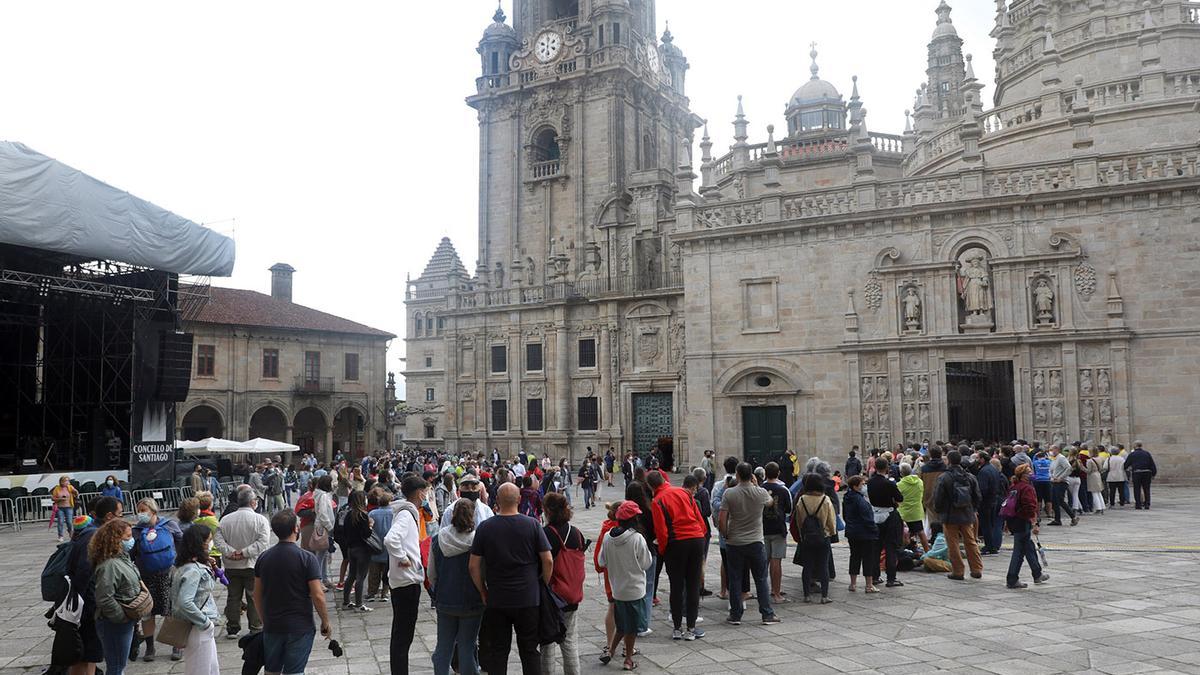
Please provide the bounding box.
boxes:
[16,494,56,525]
[131,487,185,512]
[0,498,17,531]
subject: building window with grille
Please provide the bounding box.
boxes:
[578,396,599,430]
[491,399,508,432]
[424,424,436,439]
[425,356,433,368]
[426,387,435,402]
[527,398,544,431]
[261,348,279,379]
[344,353,359,381]
[526,343,543,372]
[491,345,507,373]
[578,338,596,368]
[195,344,215,377]
[304,351,321,383]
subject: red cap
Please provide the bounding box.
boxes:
[615,501,642,521]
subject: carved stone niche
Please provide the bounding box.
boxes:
[897,280,925,336]
[1029,272,1059,329]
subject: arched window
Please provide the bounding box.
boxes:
[642,133,657,169]
[425,316,434,333]
[437,317,446,333]
[413,312,423,337]
[548,0,578,19]
[532,128,560,162]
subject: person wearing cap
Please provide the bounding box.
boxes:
[598,500,653,672]
[440,476,494,529]
[1003,464,1049,589]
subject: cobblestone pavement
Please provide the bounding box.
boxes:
[2,485,1199,675]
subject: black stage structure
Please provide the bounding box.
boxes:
[0,141,235,480]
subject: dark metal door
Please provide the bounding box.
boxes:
[632,393,673,454]
[742,406,787,466]
[946,361,1016,443]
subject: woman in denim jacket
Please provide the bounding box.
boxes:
[171,526,221,675]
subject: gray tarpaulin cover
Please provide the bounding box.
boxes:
[0,141,235,276]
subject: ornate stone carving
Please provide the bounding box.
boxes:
[1080,398,1095,427]
[957,248,994,327]
[919,403,931,430]
[1049,370,1063,397]
[861,377,873,402]
[917,375,930,401]
[1033,277,1056,325]
[901,285,922,332]
[458,385,474,401]
[902,377,915,399]
[1051,399,1064,427]
[669,317,685,369]
[576,379,595,397]
[487,383,508,399]
[864,273,883,311]
[525,383,544,398]
[876,377,889,401]
[1033,370,1046,397]
[1074,262,1097,300]
[1099,399,1114,426]
[1097,369,1111,396]
[637,328,662,361]
[1079,369,1094,397]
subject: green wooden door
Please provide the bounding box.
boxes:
[742,406,787,466]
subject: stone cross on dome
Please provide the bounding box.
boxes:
[809,42,820,80]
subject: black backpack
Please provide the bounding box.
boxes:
[950,470,973,510]
[41,541,73,603]
[796,498,827,547]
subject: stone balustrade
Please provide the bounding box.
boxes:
[442,271,684,310]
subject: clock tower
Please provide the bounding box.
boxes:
[467,0,695,289]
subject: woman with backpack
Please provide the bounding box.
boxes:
[541,492,586,674]
[339,490,375,611]
[428,499,484,675]
[843,475,880,593]
[131,498,183,662]
[171,525,221,675]
[89,518,143,675]
[793,474,836,604]
[1002,464,1049,589]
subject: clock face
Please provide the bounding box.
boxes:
[535,31,562,63]
[645,42,661,74]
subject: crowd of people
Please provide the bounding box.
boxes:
[45,438,1159,674]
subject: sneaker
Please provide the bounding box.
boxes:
[761,615,782,625]
[57,536,64,543]
[672,628,684,640]
[335,582,345,590]
[699,588,713,597]
[356,604,373,613]
[342,602,357,610]
[820,597,833,604]
[688,627,705,640]
[885,580,905,587]
[724,617,742,626]
[1047,521,1063,526]
[636,628,653,637]
[1070,516,1079,526]
[1034,574,1050,584]
[1007,583,1028,589]
[225,629,240,640]
[171,648,183,661]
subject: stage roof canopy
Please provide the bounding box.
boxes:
[0,141,235,276]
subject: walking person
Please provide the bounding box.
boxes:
[717,462,780,626]
[429,499,484,675]
[541,492,587,674]
[1047,445,1078,526]
[52,475,80,543]
[1105,447,1128,507]
[215,486,270,639]
[252,510,332,675]
[843,475,880,593]
[647,470,708,640]
[1000,464,1049,589]
[1125,442,1158,510]
[171,525,221,675]
[933,449,984,580]
[469,482,553,675]
[89,519,143,675]
[793,474,836,603]
[385,475,430,675]
[130,498,184,662]
[598,501,653,673]
[339,490,375,611]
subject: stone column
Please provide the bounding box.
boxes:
[555,326,570,432]
[324,426,334,464]
[599,325,611,429]
[286,426,293,444]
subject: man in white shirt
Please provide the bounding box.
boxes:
[439,476,494,529]
[215,485,271,638]
[384,475,430,674]
[512,461,527,479]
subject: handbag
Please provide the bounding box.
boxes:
[156,615,193,649]
[1034,535,1049,568]
[308,525,330,553]
[120,581,154,621]
[366,531,385,554]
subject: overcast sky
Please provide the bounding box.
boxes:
[1,0,997,387]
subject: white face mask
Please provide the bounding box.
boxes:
[857,485,868,495]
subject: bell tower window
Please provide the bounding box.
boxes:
[490,51,500,74]
[548,0,578,20]
[531,128,562,179]
[612,23,621,45]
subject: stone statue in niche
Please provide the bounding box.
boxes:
[876,377,888,401]
[1080,369,1093,397]
[1033,278,1055,325]
[862,406,875,429]
[902,286,922,332]
[902,377,914,399]
[861,378,873,402]
[1100,429,1113,447]
[919,404,931,429]
[1099,399,1114,426]
[1098,369,1111,396]
[904,404,916,428]
[957,249,994,327]
[1051,400,1064,427]
[878,404,890,428]
[917,375,930,401]
[1049,371,1062,397]
[494,262,505,288]
[1081,399,1095,426]
[1033,370,1046,397]
[1034,401,1048,427]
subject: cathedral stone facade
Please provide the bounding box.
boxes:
[406,0,1200,479]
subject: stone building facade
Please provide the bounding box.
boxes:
[409,0,1200,478]
[182,264,394,461]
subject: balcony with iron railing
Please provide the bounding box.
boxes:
[449,270,684,311]
[294,376,334,395]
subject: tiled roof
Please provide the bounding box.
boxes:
[192,286,395,338]
[420,237,469,279]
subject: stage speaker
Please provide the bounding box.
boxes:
[156,331,194,401]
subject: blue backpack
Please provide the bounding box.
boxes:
[135,521,177,574]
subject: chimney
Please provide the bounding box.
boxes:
[269,263,295,302]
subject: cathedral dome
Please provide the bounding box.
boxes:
[931,0,958,39]
[789,45,841,107]
[482,6,517,41]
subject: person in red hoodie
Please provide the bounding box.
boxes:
[594,501,620,664]
[1003,463,1049,589]
[647,471,708,641]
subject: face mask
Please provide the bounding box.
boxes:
[462,491,480,502]
[106,480,114,486]
[136,512,151,525]
[858,486,868,495]
[121,538,135,552]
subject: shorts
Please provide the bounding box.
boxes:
[613,600,646,635]
[905,521,925,538]
[263,630,316,675]
[1034,481,1051,502]
[764,534,787,559]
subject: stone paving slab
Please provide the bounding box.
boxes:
[0,485,1197,674]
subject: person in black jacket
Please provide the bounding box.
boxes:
[65,496,124,674]
[340,490,375,611]
[866,458,905,588]
[845,449,863,478]
[975,452,1008,555]
[1125,442,1158,509]
[843,475,879,593]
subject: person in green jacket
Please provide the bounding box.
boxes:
[90,518,143,675]
[896,463,929,553]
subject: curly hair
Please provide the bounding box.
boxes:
[544,492,572,526]
[89,519,132,566]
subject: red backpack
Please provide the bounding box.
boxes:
[548,524,585,605]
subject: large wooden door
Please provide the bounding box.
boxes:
[742,406,787,466]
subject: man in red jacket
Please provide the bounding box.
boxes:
[647,471,707,641]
